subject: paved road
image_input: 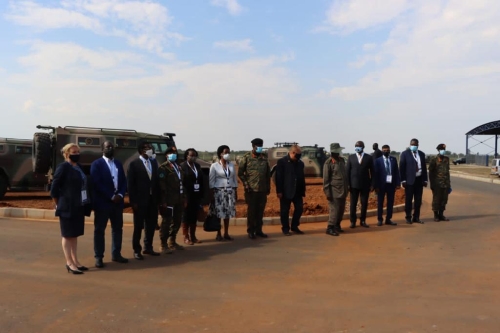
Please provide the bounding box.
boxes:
[1,177,500,333]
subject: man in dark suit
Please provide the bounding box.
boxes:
[275,144,306,236]
[346,141,374,228]
[127,142,161,259]
[372,143,383,159]
[399,138,428,224]
[90,141,128,268]
[374,145,400,226]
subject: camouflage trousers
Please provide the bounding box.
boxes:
[245,191,267,234]
[431,187,449,211]
[327,198,346,228]
[159,203,183,246]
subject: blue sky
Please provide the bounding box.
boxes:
[1,0,500,154]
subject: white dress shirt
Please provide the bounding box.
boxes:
[102,155,121,198]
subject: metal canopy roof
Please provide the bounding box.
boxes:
[466,120,500,135]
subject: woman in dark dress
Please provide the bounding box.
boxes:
[50,143,91,275]
[180,148,205,245]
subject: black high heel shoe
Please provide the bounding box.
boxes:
[66,264,83,275]
[77,266,89,271]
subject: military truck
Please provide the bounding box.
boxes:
[0,125,211,200]
[267,142,328,177]
[0,138,47,198]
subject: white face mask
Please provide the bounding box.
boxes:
[222,153,231,161]
[145,149,154,158]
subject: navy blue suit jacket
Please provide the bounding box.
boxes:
[374,156,401,190]
[399,149,428,185]
[50,162,91,218]
[90,157,127,211]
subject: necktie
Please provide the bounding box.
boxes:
[145,160,152,179]
[385,158,391,175]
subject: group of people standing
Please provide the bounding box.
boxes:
[50,138,274,274]
[322,139,452,237]
[50,137,451,275]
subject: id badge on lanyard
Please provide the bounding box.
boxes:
[81,190,88,203]
[386,175,392,183]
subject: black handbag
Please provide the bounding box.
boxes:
[203,205,221,232]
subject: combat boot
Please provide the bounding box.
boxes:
[438,210,449,221]
[326,227,339,236]
[168,236,185,250]
[335,223,344,233]
[433,211,440,222]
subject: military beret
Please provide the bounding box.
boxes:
[251,138,263,146]
[436,143,446,150]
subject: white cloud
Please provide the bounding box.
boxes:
[325,0,411,33]
[326,0,500,100]
[6,0,182,54]
[2,41,298,149]
[210,0,244,16]
[213,39,254,53]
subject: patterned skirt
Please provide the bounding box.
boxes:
[211,188,236,219]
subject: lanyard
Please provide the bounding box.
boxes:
[171,162,181,180]
[187,161,198,179]
[220,161,231,185]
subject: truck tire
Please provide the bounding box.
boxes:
[0,175,7,199]
[33,132,52,174]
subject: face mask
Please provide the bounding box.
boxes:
[69,154,80,163]
[439,150,446,155]
[167,153,177,162]
[354,147,363,153]
[331,153,339,158]
[383,151,390,157]
[222,153,231,161]
[150,154,156,160]
[145,149,154,158]
[255,146,263,154]
[103,148,114,158]
[295,153,302,160]
[188,156,197,163]
[410,145,418,152]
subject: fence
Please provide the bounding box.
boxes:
[466,154,490,166]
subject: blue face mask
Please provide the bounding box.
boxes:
[255,146,263,154]
[439,150,446,155]
[168,153,177,162]
[410,145,418,152]
[354,147,363,153]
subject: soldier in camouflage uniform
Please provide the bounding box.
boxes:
[323,143,348,236]
[158,146,186,253]
[238,138,271,239]
[429,143,451,222]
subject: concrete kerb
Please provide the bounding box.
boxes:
[1,172,494,226]
[0,205,406,227]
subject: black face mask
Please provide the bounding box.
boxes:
[69,154,80,163]
[383,151,390,157]
[331,153,339,158]
[295,153,302,160]
[103,148,114,158]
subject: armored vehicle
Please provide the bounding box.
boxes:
[267,142,328,177]
[0,138,47,198]
[32,125,211,181]
[0,125,211,204]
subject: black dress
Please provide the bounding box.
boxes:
[180,161,205,224]
[50,162,89,238]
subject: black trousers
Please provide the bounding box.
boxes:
[377,186,396,221]
[349,187,370,223]
[132,196,158,253]
[94,204,123,259]
[279,194,303,232]
[245,192,267,234]
[405,176,424,219]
